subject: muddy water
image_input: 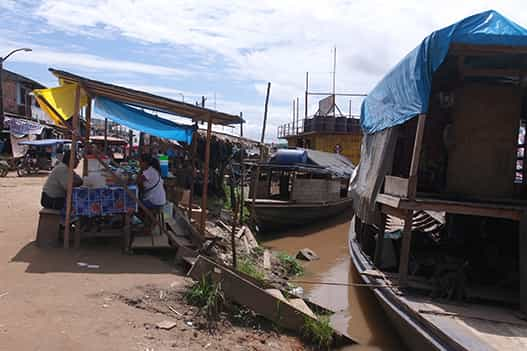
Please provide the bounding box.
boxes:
[263,214,405,350]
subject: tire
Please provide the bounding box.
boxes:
[0,167,7,177]
[17,166,27,177]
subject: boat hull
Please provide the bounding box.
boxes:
[348,219,450,351]
[248,198,353,231]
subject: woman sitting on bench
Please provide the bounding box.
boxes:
[136,154,166,237]
[41,150,83,210]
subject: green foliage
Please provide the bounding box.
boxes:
[185,274,225,320]
[237,257,266,282]
[277,252,304,276]
[302,315,335,350]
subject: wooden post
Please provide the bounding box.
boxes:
[251,82,271,217]
[200,115,212,234]
[82,98,92,177]
[63,84,81,249]
[128,129,133,159]
[103,118,108,154]
[374,211,386,267]
[408,114,426,199]
[398,210,413,288]
[188,125,198,220]
[520,211,527,314]
[239,113,244,225]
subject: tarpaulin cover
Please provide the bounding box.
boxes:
[361,10,527,135]
[4,117,44,135]
[19,139,71,146]
[94,97,195,144]
[33,84,88,126]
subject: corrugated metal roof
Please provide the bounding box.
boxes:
[305,149,355,177]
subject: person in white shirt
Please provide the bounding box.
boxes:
[137,154,166,209]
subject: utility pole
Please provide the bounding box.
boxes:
[0,47,32,129]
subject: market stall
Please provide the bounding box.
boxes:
[35,68,243,249]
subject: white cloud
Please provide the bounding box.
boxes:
[6,1,527,141]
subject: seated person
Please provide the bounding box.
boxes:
[41,150,83,210]
[137,154,166,209]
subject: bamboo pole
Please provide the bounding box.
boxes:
[200,115,213,234]
[250,82,271,219]
[63,84,81,249]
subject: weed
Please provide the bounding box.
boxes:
[302,314,335,350]
[185,274,225,320]
[237,257,266,282]
[277,252,304,276]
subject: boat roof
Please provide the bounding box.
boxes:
[361,10,527,135]
[267,148,355,177]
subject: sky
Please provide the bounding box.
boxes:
[0,0,526,141]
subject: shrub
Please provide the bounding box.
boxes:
[277,252,304,276]
[185,274,225,320]
[302,315,334,350]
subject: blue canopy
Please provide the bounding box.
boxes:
[19,139,71,146]
[94,97,195,144]
[361,10,527,135]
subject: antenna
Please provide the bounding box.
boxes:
[332,46,337,97]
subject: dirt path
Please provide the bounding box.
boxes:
[0,173,302,351]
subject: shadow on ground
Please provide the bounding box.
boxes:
[10,237,181,275]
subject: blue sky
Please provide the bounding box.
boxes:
[0,0,526,140]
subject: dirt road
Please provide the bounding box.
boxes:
[0,173,301,351]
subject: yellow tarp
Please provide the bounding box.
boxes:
[33,84,88,126]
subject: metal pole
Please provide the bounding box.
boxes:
[305,72,309,120]
[296,97,300,134]
[292,99,296,135]
[0,48,32,129]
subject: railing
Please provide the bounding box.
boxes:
[277,115,361,138]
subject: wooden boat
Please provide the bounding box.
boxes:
[348,11,527,351]
[247,148,354,231]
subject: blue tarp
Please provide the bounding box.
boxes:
[94,97,195,144]
[361,10,527,135]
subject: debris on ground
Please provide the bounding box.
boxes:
[156,320,178,330]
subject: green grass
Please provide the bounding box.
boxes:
[277,252,304,276]
[237,257,266,282]
[184,274,225,320]
[302,315,335,350]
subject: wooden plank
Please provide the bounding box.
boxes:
[398,210,413,288]
[384,176,409,198]
[188,125,198,220]
[377,193,401,208]
[521,211,527,314]
[450,43,527,56]
[63,84,81,249]
[200,115,212,234]
[408,114,426,200]
[378,193,523,220]
[188,255,357,345]
[374,212,386,267]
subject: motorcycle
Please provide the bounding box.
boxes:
[16,148,52,177]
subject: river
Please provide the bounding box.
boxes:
[262,214,406,350]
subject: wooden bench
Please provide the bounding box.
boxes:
[36,208,61,247]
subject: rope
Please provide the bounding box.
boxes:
[287,279,393,288]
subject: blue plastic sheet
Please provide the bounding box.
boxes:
[94,97,195,144]
[361,10,527,135]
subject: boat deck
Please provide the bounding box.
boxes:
[403,296,527,351]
